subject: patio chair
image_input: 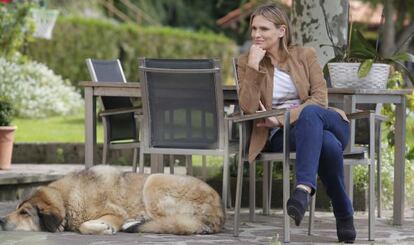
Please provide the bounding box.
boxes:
[138,58,237,209]
[231,58,385,242]
[86,58,142,172]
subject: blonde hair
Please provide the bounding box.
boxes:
[250,3,292,61]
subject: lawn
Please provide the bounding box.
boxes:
[13,113,104,143]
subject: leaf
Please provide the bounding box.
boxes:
[358,59,374,78]
[391,60,414,83]
[390,52,414,63]
[350,29,377,59]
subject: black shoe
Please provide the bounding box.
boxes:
[287,188,310,226]
[336,216,356,243]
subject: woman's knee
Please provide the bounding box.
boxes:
[298,105,323,120]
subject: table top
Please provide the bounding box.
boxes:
[80,82,413,96]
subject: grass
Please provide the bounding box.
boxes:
[12,113,104,143]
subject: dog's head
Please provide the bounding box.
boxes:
[0,186,65,232]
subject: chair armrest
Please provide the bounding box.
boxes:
[99,107,142,117]
[346,110,387,121]
[225,109,285,123]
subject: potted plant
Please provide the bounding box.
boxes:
[0,96,16,170]
[322,21,414,89]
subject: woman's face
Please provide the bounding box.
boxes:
[251,15,285,51]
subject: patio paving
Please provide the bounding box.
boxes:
[0,164,413,244]
[0,204,413,244]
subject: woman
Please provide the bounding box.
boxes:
[237,3,356,243]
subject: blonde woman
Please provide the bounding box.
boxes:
[236,3,356,243]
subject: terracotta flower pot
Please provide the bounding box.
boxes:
[0,126,17,170]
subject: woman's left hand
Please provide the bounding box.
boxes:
[257,117,281,128]
[256,100,281,128]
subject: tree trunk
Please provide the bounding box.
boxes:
[291,0,348,67]
[381,0,395,57]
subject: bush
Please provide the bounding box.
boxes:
[0,1,35,59]
[353,141,414,209]
[0,96,14,126]
[25,17,238,86]
[0,56,83,118]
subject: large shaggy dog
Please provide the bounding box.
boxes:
[0,166,224,235]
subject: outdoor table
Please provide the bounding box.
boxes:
[328,88,412,226]
[80,81,411,226]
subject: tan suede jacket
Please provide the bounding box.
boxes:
[237,45,348,163]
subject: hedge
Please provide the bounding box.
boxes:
[25,17,238,86]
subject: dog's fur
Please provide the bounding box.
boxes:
[0,166,224,235]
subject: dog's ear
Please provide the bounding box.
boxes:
[36,206,63,232]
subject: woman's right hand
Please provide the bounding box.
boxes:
[247,44,266,71]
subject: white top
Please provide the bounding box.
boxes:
[272,68,301,109]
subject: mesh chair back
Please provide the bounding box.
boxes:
[139,58,224,150]
[86,59,137,141]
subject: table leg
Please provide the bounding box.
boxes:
[84,88,96,169]
[393,97,406,225]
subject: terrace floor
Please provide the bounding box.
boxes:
[0,164,413,244]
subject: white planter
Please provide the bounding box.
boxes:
[328,62,390,89]
[31,9,59,39]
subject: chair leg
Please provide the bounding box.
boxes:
[139,149,145,174]
[283,159,291,243]
[169,155,175,174]
[132,148,138,172]
[369,113,376,241]
[308,193,316,236]
[268,162,273,212]
[202,155,207,180]
[102,142,109,165]
[376,123,382,218]
[263,161,269,215]
[222,153,229,214]
[233,156,244,236]
[186,155,193,176]
[249,161,256,222]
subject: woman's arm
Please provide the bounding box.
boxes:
[237,55,267,114]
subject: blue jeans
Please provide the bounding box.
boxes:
[267,105,353,218]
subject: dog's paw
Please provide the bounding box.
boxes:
[121,219,145,233]
[79,220,116,235]
[200,225,213,234]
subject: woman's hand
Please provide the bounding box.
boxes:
[256,116,281,128]
[256,101,281,128]
[247,44,266,71]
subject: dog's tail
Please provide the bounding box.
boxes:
[128,215,222,235]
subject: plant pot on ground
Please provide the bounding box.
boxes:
[0,97,16,170]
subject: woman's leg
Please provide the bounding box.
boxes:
[293,105,350,192]
[318,130,353,218]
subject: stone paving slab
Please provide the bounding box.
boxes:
[1,199,414,245]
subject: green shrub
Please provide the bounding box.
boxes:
[353,141,414,209]
[25,17,238,86]
[0,96,14,126]
[0,56,83,118]
[0,1,35,60]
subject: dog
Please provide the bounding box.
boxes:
[0,165,224,235]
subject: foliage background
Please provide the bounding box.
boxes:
[24,17,238,87]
